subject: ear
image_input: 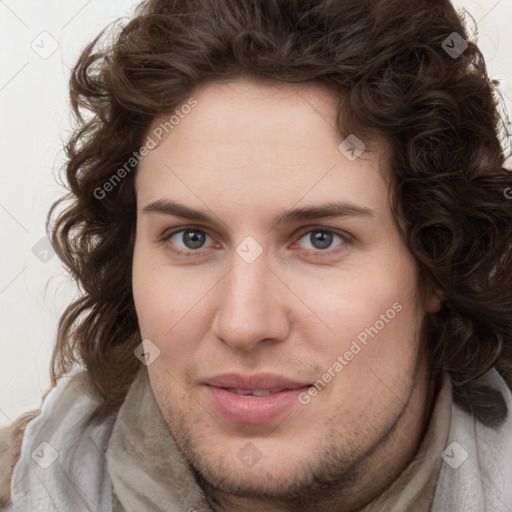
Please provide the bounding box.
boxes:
[425,288,443,313]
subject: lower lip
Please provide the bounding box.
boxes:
[204,385,310,425]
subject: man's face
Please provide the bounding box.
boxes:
[132,78,439,505]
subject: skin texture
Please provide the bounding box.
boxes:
[132,77,442,512]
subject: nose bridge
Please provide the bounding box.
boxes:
[212,250,288,350]
[229,255,267,307]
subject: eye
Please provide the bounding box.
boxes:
[295,228,347,254]
[162,227,215,254]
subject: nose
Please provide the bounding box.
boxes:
[211,251,290,351]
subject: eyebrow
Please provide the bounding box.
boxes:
[142,199,375,226]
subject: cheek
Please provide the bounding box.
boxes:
[132,247,166,337]
[301,269,423,418]
[132,248,215,362]
[132,238,175,343]
[294,251,423,362]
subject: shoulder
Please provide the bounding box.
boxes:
[0,371,95,508]
[432,369,512,511]
[4,371,119,511]
[0,411,40,508]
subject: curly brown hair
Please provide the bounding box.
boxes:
[43,0,512,428]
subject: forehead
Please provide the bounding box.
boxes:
[135,78,391,219]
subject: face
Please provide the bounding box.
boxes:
[132,77,440,509]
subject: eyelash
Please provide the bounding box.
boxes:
[159,225,351,258]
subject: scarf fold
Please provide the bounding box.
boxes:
[6,371,115,512]
[360,374,452,512]
[106,368,211,512]
[431,369,512,511]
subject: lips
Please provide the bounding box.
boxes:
[203,373,311,424]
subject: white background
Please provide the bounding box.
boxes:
[1,0,512,427]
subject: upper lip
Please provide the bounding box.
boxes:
[204,373,310,390]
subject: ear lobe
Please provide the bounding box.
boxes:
[426,289,443,313]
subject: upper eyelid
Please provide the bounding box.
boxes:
[162,225,214,242]
[294,226,349,239]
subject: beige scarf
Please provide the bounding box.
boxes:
[107,369,452,512]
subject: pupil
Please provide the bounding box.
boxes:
[311,231,332,249]
[183,230,205,249]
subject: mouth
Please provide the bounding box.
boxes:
[224,388,287,396]
[203,373,311,424]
